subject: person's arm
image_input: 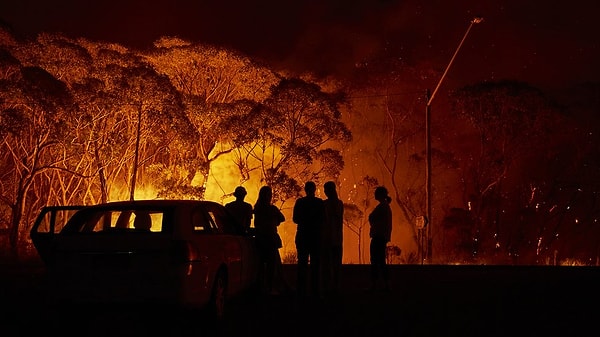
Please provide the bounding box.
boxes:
[272,205,285,225]
[292,199,302,224]
[338,201,344,227]
[246,204,253,228]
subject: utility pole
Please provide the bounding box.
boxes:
[425,17,483,262]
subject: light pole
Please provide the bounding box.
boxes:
[425,17,483,262]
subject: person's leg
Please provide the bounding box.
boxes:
[273,250,289,293]
[265,249,276,293]
[320,245,331,294]
[332,245,343,292]
[310,247,321,297]
[369,239,379,289]
[297,245,309,296]
[370,238,387,290]
[382,245,390,290]
[257,246,268,293]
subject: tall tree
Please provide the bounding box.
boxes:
[228,77,352,203]
[144,38,280,197]
[344,175,379,263]
[18,34,101,207]
[0,66,74,258]
[450,80,564,263]
[345,57,438,257]
[12,33,92,85]
[109,64,193,200]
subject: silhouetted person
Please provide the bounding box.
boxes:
[293,181,325,297]
[322,181,344,295]
[225,186,253,233]
[253,185,286,294]
[133,211,152,231]
[368,186,392,291]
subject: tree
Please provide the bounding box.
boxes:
[229,77,352,203]
[343,202,364,263]
[533,82,600,264]
[19,35,103,207]
[345,175,379,263]
[345,57,439,258]
[13,33,92,85]
[0,65,74,258]
[449,80,564,263]
[144,38,280,197]
[110,64,194,200]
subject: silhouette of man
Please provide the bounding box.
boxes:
[322,181,344,295]
[293,181,325,297]
[225,186,253,233]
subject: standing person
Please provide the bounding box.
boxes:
[253,185,285,294]
[293,181,325,297]
[322,181,344,295]
[368,186,393,291]
[225,186,253,233]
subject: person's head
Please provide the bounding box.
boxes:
[256,185,273,205]
[324,181,338,200]
[304,181,317,196]
[374,186,391,203]
[233,186,247,200]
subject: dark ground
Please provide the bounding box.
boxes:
[2,261,599,337]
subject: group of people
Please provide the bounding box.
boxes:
[225,185,286,294]
[225,181,393,297]
[292,180,344,297]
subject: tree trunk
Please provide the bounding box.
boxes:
[94,141,108,203]
[8,190,25,260]
[130,106,142,201]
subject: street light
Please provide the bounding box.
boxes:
[424,16,483,263]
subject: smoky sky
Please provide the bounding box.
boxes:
[1,0,599,92]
